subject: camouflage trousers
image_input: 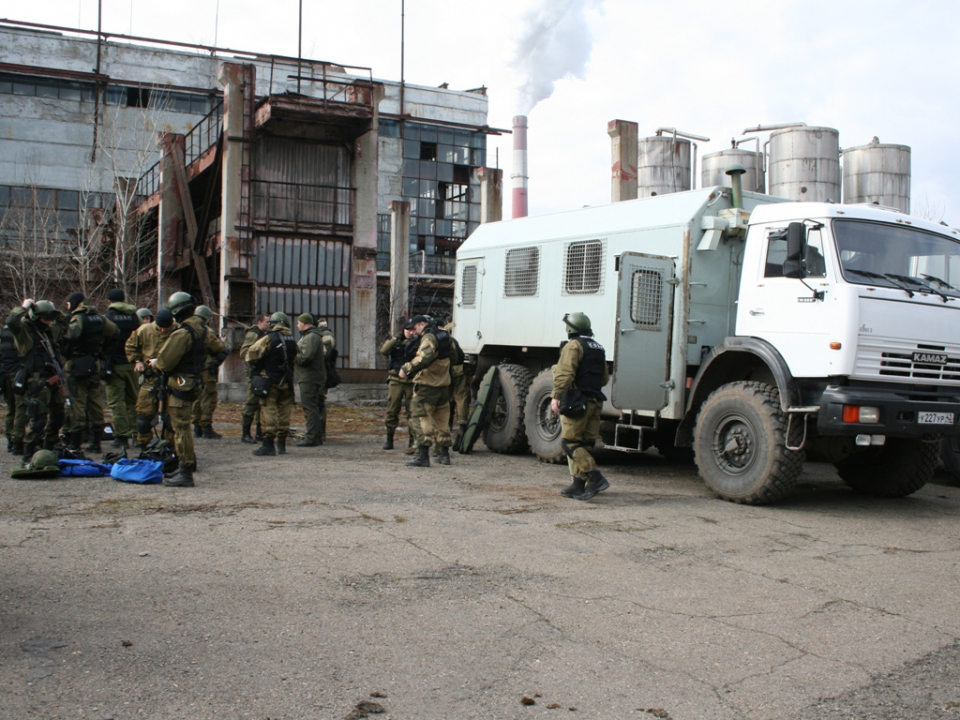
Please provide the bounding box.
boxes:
[167,392,197,468]
[192,372,218,427]
[560,397,603,478]
[411,384,451,448]
[104,363,139,439]
[64,374,105,435]
[259,382,294,440]
[384,377,414,435]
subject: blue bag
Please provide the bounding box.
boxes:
[110,458,164,484]
[58,459,113,477]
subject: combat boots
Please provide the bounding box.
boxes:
[405,444,430,467]
[241,424,257,444]
[85,429,102,454]
[202,426,222,440]
[383,432,394,450]
[255,423,264,441]
[67,430,84,451]
[193,424,203,438]
[277,438,287,455]
[578,469,610,501]
[252,438,276,456]
[163,465,195,487]
[438,446,451,465]
[560,476,586,499]
[404,434,416,454]
[10,440,24,456]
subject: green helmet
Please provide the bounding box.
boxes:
[30,449,60,471]
[136,308,153,321]
[195,305,213,321]
[563,312,592,335]
[167,291,195,319]
[269,311,290,328]
[31,300,60,321]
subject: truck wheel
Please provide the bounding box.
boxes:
[524,369,565,464]
[940,438,960,486]
[483,363,533,454]
[835,438,938,497]
[693,381,804,504]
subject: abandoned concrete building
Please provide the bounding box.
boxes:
[0,19,503,378]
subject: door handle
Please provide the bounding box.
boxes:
[749,309,764,316]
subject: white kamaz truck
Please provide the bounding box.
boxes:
[453,174,960,503]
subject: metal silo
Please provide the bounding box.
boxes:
[842,137,911,213]
[767,126,841,202]
[637,128,709,197]
[702,142,765,193]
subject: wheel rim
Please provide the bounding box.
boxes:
[488,396,508,432]
[711,411,757,475]
[533,391,561,442]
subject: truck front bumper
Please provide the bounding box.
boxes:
[817,385,960,438]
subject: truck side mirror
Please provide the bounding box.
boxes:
[782,222,807,278]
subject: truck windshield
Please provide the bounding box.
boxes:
[834,219,960,299]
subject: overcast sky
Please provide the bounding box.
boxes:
[8,0,960,224]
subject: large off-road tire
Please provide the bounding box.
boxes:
[693,381,804,504]
[940,438,960,486]
[524,368,565,464]
[835,438,938,497]
[483,363,533,454]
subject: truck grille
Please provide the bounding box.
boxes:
[854,338,960,385]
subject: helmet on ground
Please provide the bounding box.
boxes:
[31,300,60,321]
[195,305,213,321]
[563,312,592,335]
[136,308,153,321]
[167,291,196,320]
[269,312,290,328]
[30,449,59,471]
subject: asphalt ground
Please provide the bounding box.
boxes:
[1,402,959,720]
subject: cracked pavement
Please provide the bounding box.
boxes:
[1,416,959,719]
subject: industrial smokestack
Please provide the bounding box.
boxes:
[511,115,529,218]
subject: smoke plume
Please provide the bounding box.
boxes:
[513,0,603,115]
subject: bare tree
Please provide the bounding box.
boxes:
[912,193,948,225]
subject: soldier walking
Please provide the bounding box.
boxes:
[126,308,175,450]
[551,312,611,501]
[399,315,452,467]
[239,312,269,444]
[150,292,207,487]
[191,305,228,440]
[61,292,118,454]
[102,289,141,448]
[294,313,326,447]
[245,312,297,457]
[6,299,66,465]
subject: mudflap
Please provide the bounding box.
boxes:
[456,366,501,454]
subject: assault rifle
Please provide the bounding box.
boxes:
[37,332,71,412]
[157,370,171,437]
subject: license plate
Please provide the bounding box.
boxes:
[919,411,954,425]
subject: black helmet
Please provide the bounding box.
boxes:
[167,291,195,320]
[269,312,290,328]
[563,312,592,335]
[30,300,60,321]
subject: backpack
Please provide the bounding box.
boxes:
[58,459,113,477]
[139,438,179,474]
[325,346,341,389]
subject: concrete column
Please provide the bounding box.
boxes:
[349,87,384,370]
[477,167,502,224]
[608,119,639,202]
[157,133,185,304]
[389,200,410,335]
[217,63,245,332]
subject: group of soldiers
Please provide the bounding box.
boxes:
[2,291,610,499]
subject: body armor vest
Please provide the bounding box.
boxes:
[104,309,140,364]
[1,326,20,374]
[64,312,105,359]
[264,332,297,383]
[427,326,452,359]
[573,335,606,399]
[170,324,206,377]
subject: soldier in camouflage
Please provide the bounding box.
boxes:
[245,312,298,457]
[126,308,175,450]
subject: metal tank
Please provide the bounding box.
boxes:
[842,137,911,213]
[702,144,765,193]
[637,129,709,197]
[767,126,841,202]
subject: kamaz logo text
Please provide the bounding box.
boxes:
[912,352,948,365]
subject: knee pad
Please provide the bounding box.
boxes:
[136,415,153,435]
[560,439,582,459]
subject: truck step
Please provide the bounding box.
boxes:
[608,423,655,454]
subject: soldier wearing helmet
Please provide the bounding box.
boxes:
[102,288,141,449]
[6,298,66,465]
[315,317,337,443]
[60,291,119,454]
[136,308,153,325]
[398,315,453,467]
[149,292,206,487]
[190,305,227,440]
[244,311,298,456]
[238,312,270,444]
[126,308,176,450]
[551,312,611,501]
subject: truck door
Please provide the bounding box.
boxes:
[612,252,676,411]
[456,259,483,353]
